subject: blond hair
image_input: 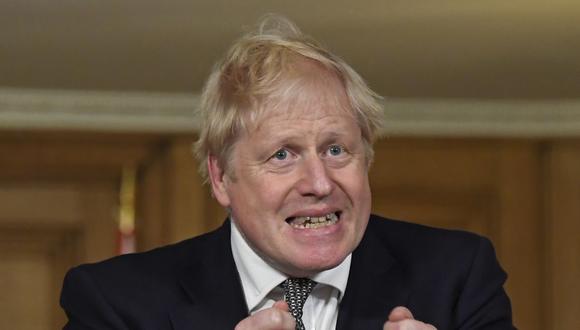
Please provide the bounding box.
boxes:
[194,15,384,182]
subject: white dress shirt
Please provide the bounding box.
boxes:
[231,220,351,330]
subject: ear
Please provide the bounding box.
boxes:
[207,155,231,207]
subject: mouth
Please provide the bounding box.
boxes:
[285,212,341,229]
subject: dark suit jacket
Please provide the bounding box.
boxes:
[60,215,515,329]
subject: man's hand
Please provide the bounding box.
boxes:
[235,300,296,330]
[383,306,437,330]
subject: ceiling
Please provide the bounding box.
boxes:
[1,0,579,99]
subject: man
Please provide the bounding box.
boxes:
[60,16,514,329]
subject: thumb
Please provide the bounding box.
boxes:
[272,300,290,312]
[388,306,414,322]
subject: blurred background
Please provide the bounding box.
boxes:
[1,1,579,329]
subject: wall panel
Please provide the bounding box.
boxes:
[547,142,580,330]
[370,138,543,330]
[1,132,576,329]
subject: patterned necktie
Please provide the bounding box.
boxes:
[281,278,317,330]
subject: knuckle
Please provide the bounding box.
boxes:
[399,319,418,329]
[267,308,287,326]
[383,321,400,330]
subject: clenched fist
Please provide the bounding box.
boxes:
[235,301,296,330]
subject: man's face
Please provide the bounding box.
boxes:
[209,64,371,277]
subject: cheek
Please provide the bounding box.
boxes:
[337,165,370,197]
[229,176,291,217]
[359,181,372,215]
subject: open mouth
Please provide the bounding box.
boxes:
[285,212,341,229]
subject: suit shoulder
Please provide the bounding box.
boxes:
[67,222,228,287]
[60,223,232,328]
[368,214,483,241]
[361,219,512,328]
[366,214,491,267]
[61,243,191,328]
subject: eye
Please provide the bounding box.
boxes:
[273,149,288,160]
[328,144,343,156]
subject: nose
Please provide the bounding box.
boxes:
[296,155,334,198]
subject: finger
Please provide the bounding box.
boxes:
[388,306,414,322]
[272,300,290,311]
[235,303,295,330]
[384,319,437,330]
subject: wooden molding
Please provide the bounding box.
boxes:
[0,88,199,133]
[1,87,579,137]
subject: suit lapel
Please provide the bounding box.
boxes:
[169,221,248,330]
[337,219,411,330]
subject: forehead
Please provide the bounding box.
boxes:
[248,59,354,128]
[247,95,359,147]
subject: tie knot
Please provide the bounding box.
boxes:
[281,278,316,330]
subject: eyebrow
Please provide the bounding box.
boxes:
[321,131,346,140]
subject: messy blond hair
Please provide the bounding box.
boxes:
[194,15,384,182]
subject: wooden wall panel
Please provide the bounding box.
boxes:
[137,135,225,250]
[0,183,112,330]
[0,185,81,224]
[496,143,543,329]
[0,244,53,330]
[546,142,580,330]
[370,138,542,330]
[1,131,576,330]
[0,133,159,330]
[137,143,169,250]
[0,132,156,181]
[164,138,212,243]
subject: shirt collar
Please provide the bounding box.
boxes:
[230,219,351,312]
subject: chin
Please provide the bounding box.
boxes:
[286,252,348,276]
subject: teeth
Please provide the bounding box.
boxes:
[289,213,338,229]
